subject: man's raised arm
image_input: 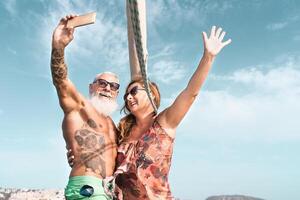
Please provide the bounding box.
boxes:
[51,14,84,114]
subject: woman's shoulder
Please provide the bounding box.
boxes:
[155,112,176,139]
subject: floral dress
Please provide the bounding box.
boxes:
[114,120,175,200]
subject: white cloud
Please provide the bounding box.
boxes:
[294,34,300,41]
[165,55,300,141]
[148,0,234,30]
[266,15,300,31]
[24,0,235,83]
[266,22,288,30]
[0,131,69,188]
[187,89,300,140]
[211,66,300,94]
[149,60,186,84]
[148,44,186,84]
[2,0,17,16]
[0,146,69,188]
[149,45,175,60]
[38,0,128,69]
[8,47,17,55]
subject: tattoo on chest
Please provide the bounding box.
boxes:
[74,129,107,177]
[87,118,97,128]
[51,48,67,85]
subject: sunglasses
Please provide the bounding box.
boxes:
[93,79,120,91]
[123,86,145,101]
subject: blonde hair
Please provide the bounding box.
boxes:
[117,78,160,144]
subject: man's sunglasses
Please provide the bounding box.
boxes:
[93,79,120,91]
[123,86,145,101]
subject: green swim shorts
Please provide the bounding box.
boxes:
[65,176,112,200]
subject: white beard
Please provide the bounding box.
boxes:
[89,94,118,116]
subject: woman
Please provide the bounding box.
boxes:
[113,26,231,199]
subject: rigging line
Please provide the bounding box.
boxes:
[128,0,158,114]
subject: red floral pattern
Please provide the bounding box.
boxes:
[114,121,175,200]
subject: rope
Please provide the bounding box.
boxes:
[128,0,158,114]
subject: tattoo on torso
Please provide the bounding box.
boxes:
[51,48,67,85]
[87,118,97,129]
[75,129,107,177]
[74,119,107,177]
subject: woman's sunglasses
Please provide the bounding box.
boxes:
[93,79,120,91]
[123,86,145,101]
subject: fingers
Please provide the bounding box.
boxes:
[222,38,232,47]
[67,149,74,159]
[68,155,75,163]
[215,27,222,38]
[67,14,78,20]
[68,155,75,162]
[219,31,226,41]
[208,26,230,43]
[202,31,208,43]
[67,27,75,35]
[67,149,75,167]
[70,28,75,35]
[70,14,79,18]
[60,14,77,23]
[67,148,72,156]
[69,161,74,167]
[210,26,216,38]
[66,14,76,20]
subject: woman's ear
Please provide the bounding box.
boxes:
[149,92,155,102]
[151,94,155,100]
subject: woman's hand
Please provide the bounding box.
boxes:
[158,26,231,136]
[66,148,75,167]
[202,26,231,57]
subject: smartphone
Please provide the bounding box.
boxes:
[67,12,96,28]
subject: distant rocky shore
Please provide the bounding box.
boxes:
[0,187,265,200]
[0,188,64,200]
[206,195,265,200]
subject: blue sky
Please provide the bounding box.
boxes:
[1,0,300,199]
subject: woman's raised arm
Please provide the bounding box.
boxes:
[159,26,231,134]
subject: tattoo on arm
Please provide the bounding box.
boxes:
[51,48,67,86]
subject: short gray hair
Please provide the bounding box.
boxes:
[93,71,119,82]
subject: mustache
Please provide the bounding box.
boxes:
[98,92,113,98]
[89,94,118,116]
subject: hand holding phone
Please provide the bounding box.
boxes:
[66,12,96,28]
